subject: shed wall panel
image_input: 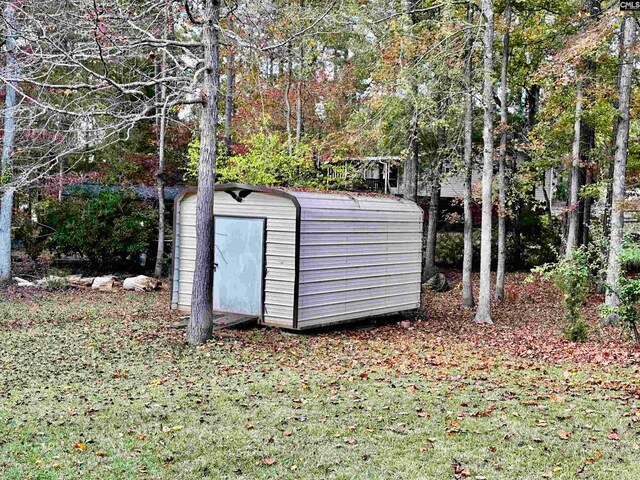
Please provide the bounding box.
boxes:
[293,193,422,328]
[172,191,297,328]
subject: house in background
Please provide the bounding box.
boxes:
[324,156,401,194]
[327,156,554,226]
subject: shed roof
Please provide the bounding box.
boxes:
[213,183,410,202]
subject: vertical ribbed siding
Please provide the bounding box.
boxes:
[172,191,297,328]
[293,192,423,329]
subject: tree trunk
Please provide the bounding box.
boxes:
[495,0,510,301]
[224,19,234,155]
[462,1,475,308]
[423,127,444,279]
[154,7,171,279]
[154,105,168,278]
[526,85,540,131]
[188,0,221,345]
[402,0,419,203]
[295,0,304,145]
[285,45,293,153]
[474,0,495,325]
[0,3,18,282]
[565,85,583,257]
[58,157,64,201]
[604,15,636,317]
[582,167,592,246]
[603,13,625,257]
[579,1,600,246]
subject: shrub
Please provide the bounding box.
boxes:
[532,248,591,342]
[13,211,49,261]
[186,133,357,190]
[41,188,158,270]
[563,317,590,342]
[434,231,480,267]
[620,238,640,273]
[602,277,640,343]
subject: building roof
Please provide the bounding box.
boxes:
[62,183,184,202]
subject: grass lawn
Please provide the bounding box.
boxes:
[2,278,640,479]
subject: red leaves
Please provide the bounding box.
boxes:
[421,270,640,368]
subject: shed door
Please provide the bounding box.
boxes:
[213,216,265,316]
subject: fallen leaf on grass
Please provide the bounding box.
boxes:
[344,437,357,444]
[163,425,183,433]
[73,443,87,451]
[452,459,470,478]
[283,430,292,437]
[607,430,620,441]
[558,431,572,440]
[95,451,107,457]
[263,457,276,466]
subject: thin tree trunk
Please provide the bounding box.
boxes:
[579,1,600,246]
[154,104,168,278]
[58,158,64,201]
[495,0,510,301]
[604,15,636,318]
[295,80,303,144]
[285,45,293,154]
[603,14,625,256]
[474,0,495,325]
[188,0,221,345]
[224,19,234,155]
[565,85,583,257]
[0,3,18,282]
[582,168,592,245]
[154,6,171,279]
[402,0,419,203]
[462,1,475,308]
[295,0,304,145]
[423,127,444,279]
[541,172,553,224]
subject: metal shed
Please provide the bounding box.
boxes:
[171,184,423,330]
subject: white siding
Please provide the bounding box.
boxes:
[412,165,553,202]
[292,192,423,329]
[172,190,297,328]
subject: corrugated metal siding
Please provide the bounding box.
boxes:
[292,192,423,328]
[172,191,297,328]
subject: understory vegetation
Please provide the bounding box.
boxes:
[14,189,159,272]
[2,276,640,480]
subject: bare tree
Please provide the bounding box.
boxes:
[474,0,494,325]
[0,0,205,279]
[604,14,636,320]
[495,0,510,301]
